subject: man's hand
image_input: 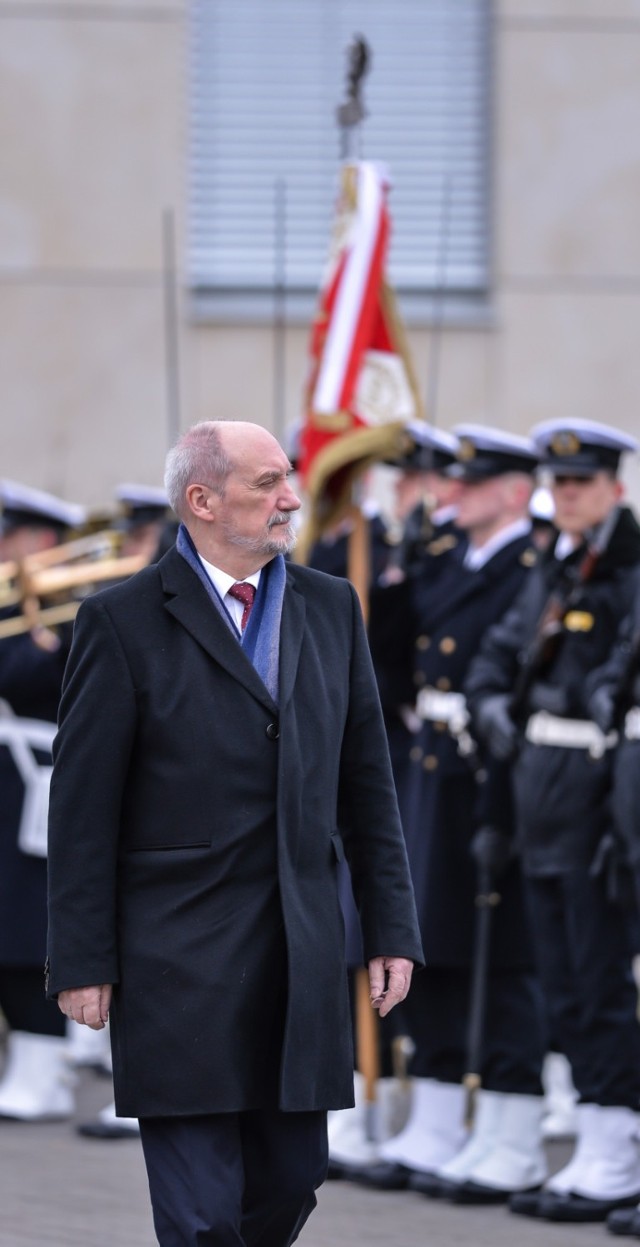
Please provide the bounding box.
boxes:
[58,984,112,1030]
[368,956,413,1018]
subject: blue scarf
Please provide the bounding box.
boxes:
[176,523,285,704]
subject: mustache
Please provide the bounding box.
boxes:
[267,511,294,531]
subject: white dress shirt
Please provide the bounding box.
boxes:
[198,556,262,633]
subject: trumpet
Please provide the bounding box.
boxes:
[0,531,148,644]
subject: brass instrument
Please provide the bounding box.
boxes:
[0,531,148,643]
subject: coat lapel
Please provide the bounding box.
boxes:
[159,548,278,714]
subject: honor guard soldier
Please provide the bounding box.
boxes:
[466,419,640,1223]
[325,426,464,1179]
[588,568,640,1239]
[372,425,464,796]
[382,421,464,579]
[0,480,85,1119]
[357,426,547,1200]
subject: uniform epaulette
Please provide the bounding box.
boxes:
[426,534,458,557]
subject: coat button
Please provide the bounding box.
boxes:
[266,722,280,740]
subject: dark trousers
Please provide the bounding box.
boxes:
[398,964,545,1095]
[0,965,65,1037]
[138,1108,328,1247]
[525,869,640,1107]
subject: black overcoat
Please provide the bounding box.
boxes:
[46,548,423,1117]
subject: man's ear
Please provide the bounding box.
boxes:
[185,483,217,523]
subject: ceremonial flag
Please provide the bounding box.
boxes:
[298,160,424,556]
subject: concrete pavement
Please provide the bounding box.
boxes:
[0,1068,616,1246]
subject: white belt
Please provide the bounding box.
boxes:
[416,688,469,731]
[525,710,617,759]
[0,700,55,857]
[624,707,640,741]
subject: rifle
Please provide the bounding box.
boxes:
[510,505,620,723]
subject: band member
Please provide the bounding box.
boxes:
[0,480,85,1119]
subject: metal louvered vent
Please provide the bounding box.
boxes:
[189,0,491,306]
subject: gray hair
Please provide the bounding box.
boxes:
[164,422,234,520]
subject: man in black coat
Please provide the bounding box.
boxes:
[466,419,640,1224]
[46,419,423,1247]
[0,480,85,1120]
[357,426,547,1201]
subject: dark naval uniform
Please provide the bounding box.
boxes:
[358,425,547,1200]
[371,527,543,1088]
[465,420,640,1222]
[587,570,640,1239]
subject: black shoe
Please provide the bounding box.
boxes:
[607,1207,640,1236]
[326,1158,377,1182]
[407,1170,449,1198]
[348,1161,414,1191]
[451,1180,541,1206]
[76,1119,140,1139]
[542,1191,640,1224]
[508,1188,547,1217]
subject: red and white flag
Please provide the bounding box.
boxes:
[298,161,423,547]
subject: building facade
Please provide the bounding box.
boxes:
[1,0,639,508]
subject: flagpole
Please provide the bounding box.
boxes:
[336,36,381,1139]
[425,174,452,427]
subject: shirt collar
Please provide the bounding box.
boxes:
[197,555,262,600]
[463,518,531,571]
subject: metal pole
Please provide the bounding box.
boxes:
[162,207,181,448]
[425,174,452,427]
[272,177,287,442]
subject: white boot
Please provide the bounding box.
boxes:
[437,1090,504,1184]
[0,1031,75,1120]
[546,1103,601,1194]
[464,1093,547,1192]
[328,1072,378,1167]
[66,1019,112,1074]
[571,1106,640,1201]
[378,1078,467,1174]
[541,1051,578,1139]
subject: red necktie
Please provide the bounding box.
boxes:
[227,582,256,632]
